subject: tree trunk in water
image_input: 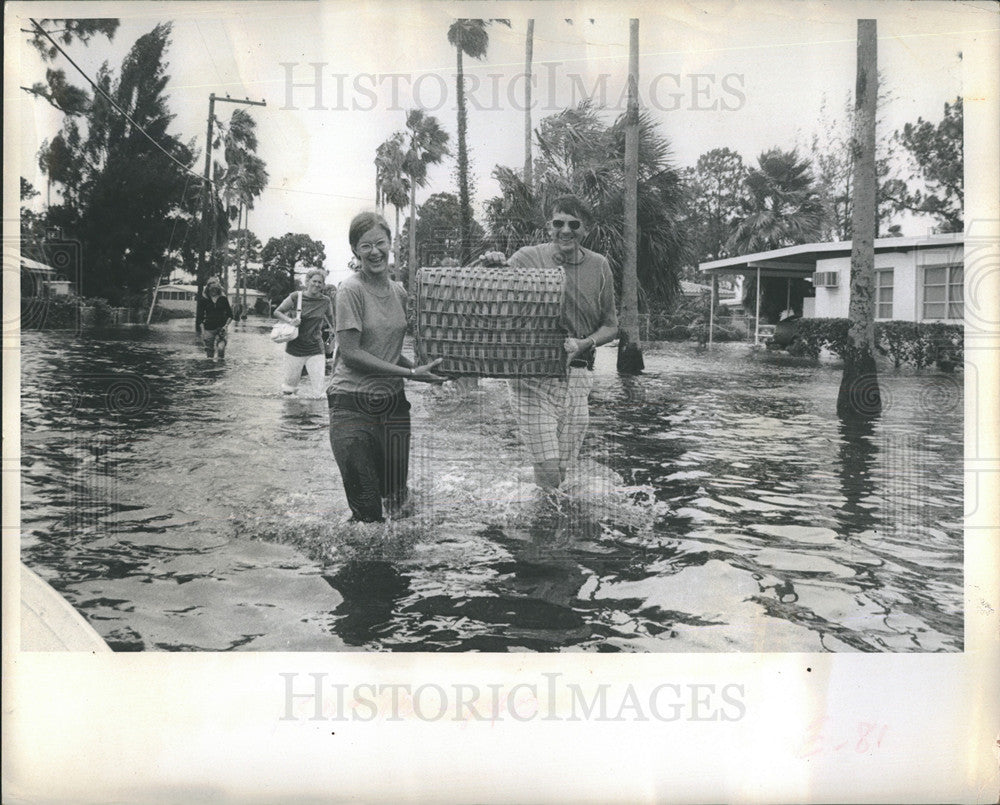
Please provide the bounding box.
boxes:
[395,205,404,290]
[456,46,471,266]
[837,19,882,419]
[617,18,643,374]
[235,204,243,311]
[408,178,417,282]
[524,20,534,188]
[242,207,250,313]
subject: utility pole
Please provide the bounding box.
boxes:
[195,94,266,297]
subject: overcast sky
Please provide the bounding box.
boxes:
[13,0,984,286]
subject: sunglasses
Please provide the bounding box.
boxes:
[551,218,582,231]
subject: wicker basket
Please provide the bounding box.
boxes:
[414,266,566,377]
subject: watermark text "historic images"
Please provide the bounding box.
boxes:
[279,63,746,113]
[280,672,747,723]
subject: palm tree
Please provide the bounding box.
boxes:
[447,18,510,264]
[402,109,450,287]
[218,109,268,297]
[524,19,534,188]
[726,147,825,327]
[485,101,690,312]
[727,148,826,255]
[375,132,411,279]
[838,20,882,419]
[619,18,642,373]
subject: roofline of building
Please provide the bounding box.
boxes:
[699,232,964,274]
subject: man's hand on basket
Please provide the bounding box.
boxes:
[409,358,448,384]
[564,336,594,360]
[478,251,508,267]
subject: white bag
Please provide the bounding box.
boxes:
[270,291,302,343]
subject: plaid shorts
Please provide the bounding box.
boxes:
[507,368,595,468]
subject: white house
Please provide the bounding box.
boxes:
[19,254,74,297]
[699,233,964,343]
[153,283,199,312]
[153,283,267,314]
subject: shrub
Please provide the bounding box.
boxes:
[876,321,918,368]
[149,305,195,322]
[22,295,116,330]
[90,298,113,329]
[713,321,748,342]
[785,317,963,370]
[787,318,849,359]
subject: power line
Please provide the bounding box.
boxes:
[27,18,212,186]
[27,20,372,205]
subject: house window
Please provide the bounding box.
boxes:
[922,264,963,320]
[875,269,893,319]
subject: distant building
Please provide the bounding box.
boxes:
[19,255,74,297]
[700,233,964,342]
[153,283,199,312]
[153,283,267,315]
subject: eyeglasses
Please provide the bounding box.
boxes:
[551,218,582,231]
[358,240,389,253]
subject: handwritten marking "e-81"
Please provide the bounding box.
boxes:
[797,719,889,758]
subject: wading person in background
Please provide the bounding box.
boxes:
[273,268,335,398]
[327,212,446,523]
[195,277,234,361]
[485,195,619,490]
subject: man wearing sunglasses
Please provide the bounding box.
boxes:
[486,194,619,490]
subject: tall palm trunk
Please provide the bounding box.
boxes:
[456,46,471,264]
[408,179,417,282]
[524,19,534,187]
[617,18,644,373]
[837,19,881,419]
[235,203,243,311]
[394,204,404,288]
[242,207,250,312]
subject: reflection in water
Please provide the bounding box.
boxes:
[836,417,880,529]
[325,561,411,647]
[20,324,964,652]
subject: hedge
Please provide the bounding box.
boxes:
[21,296,114,330]
[786,317,963,371]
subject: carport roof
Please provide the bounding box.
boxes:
[699,233,963,277]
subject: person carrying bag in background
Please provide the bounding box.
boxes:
[273,269,335,398]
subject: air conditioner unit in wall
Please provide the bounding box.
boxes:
[812,271,839,288]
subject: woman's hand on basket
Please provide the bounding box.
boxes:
[410,358,448,384]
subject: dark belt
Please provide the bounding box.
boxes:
[569,359,589,368]
[328,390,409,417]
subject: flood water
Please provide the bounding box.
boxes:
[20,319,964,652]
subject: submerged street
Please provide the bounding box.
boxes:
[20,320,963,651]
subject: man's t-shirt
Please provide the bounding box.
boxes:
[507,243,619,342]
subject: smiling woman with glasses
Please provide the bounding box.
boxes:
[481,194,620,490]
[325,212,447,523]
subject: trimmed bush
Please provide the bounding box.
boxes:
[784,317,963,370]
[22,296,115,330]
[149,305,195,322]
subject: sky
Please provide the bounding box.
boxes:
[12,0,985,287]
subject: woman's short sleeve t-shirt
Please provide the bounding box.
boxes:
[327,274,408,396]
